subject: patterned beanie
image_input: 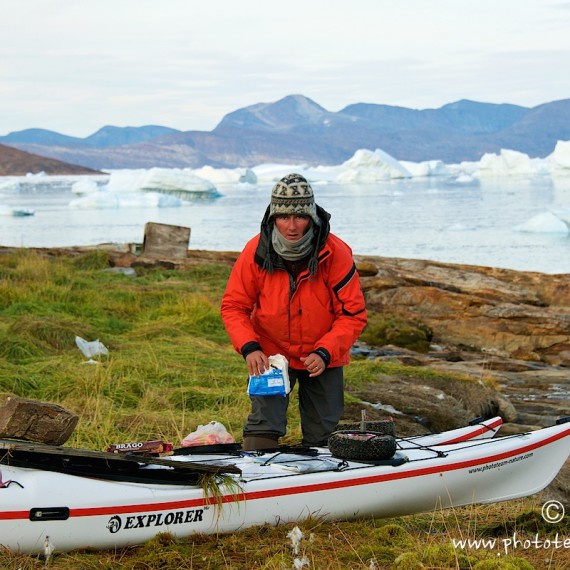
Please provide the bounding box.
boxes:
[269,173,319,224]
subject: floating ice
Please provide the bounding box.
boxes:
[191,165,254,185]
[446,222,478,232]
[400,159,447,177]
[69,191,181,209]
[475,149,544,177]
[251,163,314,183]
[336,149,412,182]
[71,178,99,195]
[67,167,221,209]
[513,212,569,234]
[248,144,565,186]
[548,140,570,173]
[0,179,21,192]
[454,173,476,184]
[239,169,258,184]
[551,208,570,230]
[105,167,220,200]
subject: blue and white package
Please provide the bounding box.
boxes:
[247,354,290,397]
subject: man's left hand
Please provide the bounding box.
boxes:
[301,354,325,377]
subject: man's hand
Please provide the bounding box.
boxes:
[246,350,270,377]
[301,354,325,377]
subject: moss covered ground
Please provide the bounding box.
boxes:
[0,249,567,569]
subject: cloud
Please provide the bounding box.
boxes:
[1,0,569,136]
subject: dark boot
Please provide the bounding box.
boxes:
[242,435,279,451]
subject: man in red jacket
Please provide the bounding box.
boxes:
[221,173,367,450]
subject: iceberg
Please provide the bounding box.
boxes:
[336,149,412,182]
[252,163,314,183]
[551,208,570,230]
[454,173,477,184]
[249,151,445,185]
[213,141,570,185]
[192,165,257,185]
[547,140,570,174]
[400,160,448,177]
[473,149,546,177]
[69,191,181,209]
[105,168,220,200]
[513,212,569,234]
[0,179,21,192]
[71,178,99,196]
[239,169,258,184]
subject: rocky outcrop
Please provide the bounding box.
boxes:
[341,367,517,437]
[356,256,570,367]
[0,143,103,176]
[348,343,569,434]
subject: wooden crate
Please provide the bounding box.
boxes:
[142,222,191,259]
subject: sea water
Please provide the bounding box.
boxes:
[1,173,569,274]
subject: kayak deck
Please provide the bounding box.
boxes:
[0,417,504,486]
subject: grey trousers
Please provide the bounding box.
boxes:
[243,366,344,446]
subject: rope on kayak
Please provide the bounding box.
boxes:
[396,439,447,458]
[396,430,532,462]
[0,469,24,489]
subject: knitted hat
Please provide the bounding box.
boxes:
[270,173,319,224]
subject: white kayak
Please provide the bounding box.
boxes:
[5,416,570,557]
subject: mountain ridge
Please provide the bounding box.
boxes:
[2,95,570,170]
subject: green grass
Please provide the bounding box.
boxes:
[0,248,566,569]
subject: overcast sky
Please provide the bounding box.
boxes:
[2,0,570,137]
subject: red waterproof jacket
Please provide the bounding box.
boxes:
[221,230,367,369]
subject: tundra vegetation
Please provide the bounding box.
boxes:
[0,249,566,569]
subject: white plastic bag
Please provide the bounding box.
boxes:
[75,336,109,360]
[181,421,235,447]
[248,354,290,397]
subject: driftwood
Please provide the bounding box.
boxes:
[0,397,78,445]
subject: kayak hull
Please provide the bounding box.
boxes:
[2,417,568,555]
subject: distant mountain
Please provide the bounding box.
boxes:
[216,94,332,131]
[0,125,180,149]
[480,99,570,157]
[1,128,82,147]
[2,95,570,170]
[339,99,529,134]
[0,143,103,176]
[81,125,180,148]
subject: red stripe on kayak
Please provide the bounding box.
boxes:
[440,417,503,444]
[1,425,568,521]
[0,511,27,520]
